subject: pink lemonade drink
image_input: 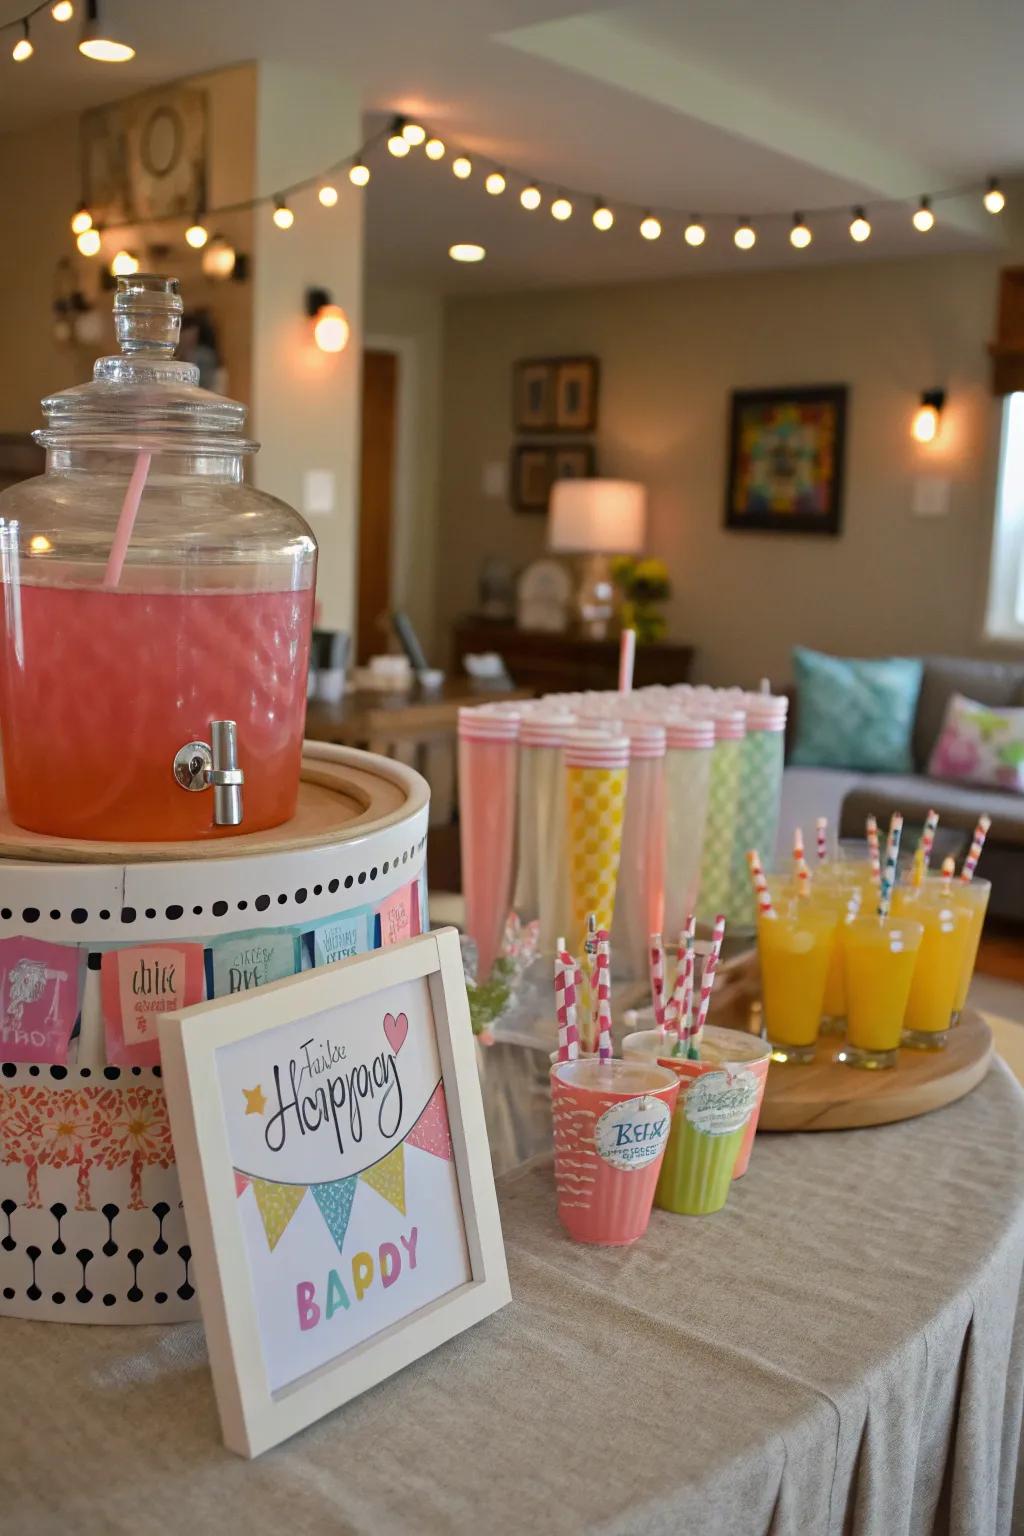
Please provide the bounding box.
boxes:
[458,706,521,983]
[0,583,314,841]
[621,1020,770,1178]
[550,1058,679,1245]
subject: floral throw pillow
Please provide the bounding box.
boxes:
[927,692,1024,794]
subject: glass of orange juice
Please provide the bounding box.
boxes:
[771,871,860,1035]
[891,888,967,1049]
[757,897,837,1064]
[837,915,924,1069]
[944,878,991,1023]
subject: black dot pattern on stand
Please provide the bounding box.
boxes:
[370,867,378,881]
[87,953,101,971]
[49,910,61,921]
[2,1064,16,1079]
[313,884,322,896]
[103,1294,116,1307]
[99,910,110,920]
[145,908,156,919]
[237,900,248,911]
[1,908,11,920]
[71,908,87,925]
[121,907,136,924]
[28,1066,39,1077]
[80,1067,91,1078]
[155,1291,167,1304]
[382,861,389,875]
[193,905,203,916]
[49,1066,67,1081]
[212,901,228,917]
[22,908,39,924]
[165,905,183,921]
[277,893,287,905]
[344,876,354,889]
[357,872,366,885]
[255,894,270,912]
[295,888,307,904]
[328,879,339,894]
[103,1067,120,1081]
[52,1292,65,1304]
[2,1288,13,1300]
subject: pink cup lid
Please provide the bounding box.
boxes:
[520,710,577,748]
[741,693,789,731]
[664,713,715,750]
[458,704,521,742]
[709,708,746,742]
[620,718,666,758]
[565,728,630,769]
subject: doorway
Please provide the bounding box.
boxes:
[357,348,398,663]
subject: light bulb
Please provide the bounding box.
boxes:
[912,403,939,443]
[29,534,53,554]
[639,214,662,240]
[520,185,541,210]
[76,227,101,256]
[78,0,134,60]
[849,208,871,242]
[313,303,350,354]
[912,198,934,233]
[402,122,426,146]
[684,220,706,247]
[185,221,208,249]
[318,183,339,208]
[592,202,614,231]
[790,215,812,249]
[424,137,445,160]
[110,249,139,276]
[452,156,472,179]
[485,171,506,195]
[349,161,370,187]
[272,201,294,230]
[12,23,32,60]
[551,196,573,221]
[387,132,410,157]
[201,236,236,280]
[984,179,1005,215]
[449,243,485,262]
[51,1,74,18]
[70,205,92,235]
[734,221,756,250]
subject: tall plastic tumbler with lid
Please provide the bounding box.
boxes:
[565,727,630,952]
[696,709,746,923]
[726,693,788,929]
[458,704,521,982]
[612,718,666,979]
[662,714,715,942]
[513,709,576,950]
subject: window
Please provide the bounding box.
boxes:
[986,391,1024,640]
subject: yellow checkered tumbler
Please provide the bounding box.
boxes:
[566,730,630,953]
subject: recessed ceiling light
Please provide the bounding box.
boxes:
[449,243,485,262]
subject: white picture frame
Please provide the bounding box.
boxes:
[159,928,510,1458]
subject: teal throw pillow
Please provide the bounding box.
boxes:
[790,647,923,772]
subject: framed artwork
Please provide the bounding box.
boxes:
[725,385,847,535]
[513,356,600,432]
[512,443,596,511]
[81,83,208,225]
[159,928,510,1458]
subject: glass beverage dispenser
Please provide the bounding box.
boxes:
[0,275,317,842]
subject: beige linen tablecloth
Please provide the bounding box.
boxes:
[3,1062,1024,1536]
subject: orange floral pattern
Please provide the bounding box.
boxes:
[0,1083,173,1210]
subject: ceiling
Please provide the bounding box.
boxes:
[3,0,1020,289]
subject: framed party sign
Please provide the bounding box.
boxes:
[159,928,510,1458]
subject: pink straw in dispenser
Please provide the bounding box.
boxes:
[618,628,636,693]
[103,449,152,588]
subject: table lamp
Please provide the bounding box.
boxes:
[548,478,646,638]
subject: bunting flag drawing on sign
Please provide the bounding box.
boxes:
[405,1081,453,1162]
[234,1170,251,1198]
[311,1176,358,1254]
[251,1177,307,1250]
[359,1144,406,1216]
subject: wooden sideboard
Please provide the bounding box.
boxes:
[452,620,695,694]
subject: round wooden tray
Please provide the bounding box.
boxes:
[757,1010,993,1131]
[0,741,429,864]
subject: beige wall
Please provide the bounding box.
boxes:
[364,283,445,656]
[438,250,1020,685]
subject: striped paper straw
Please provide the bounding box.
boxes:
[960,815,992,882]
[691,914,726,1057]
[866,815,881,884]
[649,933,667,1036]
[815,816,828,863]
[746,849,776,918]
[940,855,956,896]
[554,951,570,1061]
[918,809,940,873]
[794,827,811,898]
[877,813,903,921]
[558,948,581,1058]
[596,937,613,1062]
[673,917,696,1057]
[584,912,599,1050]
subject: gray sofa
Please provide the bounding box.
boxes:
[777,656,1024,922]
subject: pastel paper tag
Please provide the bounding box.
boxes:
[683,1069,759,1137]
[0,937,81,1064]
[313,910,371,967]
[101,944,206,1067]
[594,1095,672,1171]
[378,885,413,947]
[210,930,302,999]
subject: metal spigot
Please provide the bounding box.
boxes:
[173,720,245,826]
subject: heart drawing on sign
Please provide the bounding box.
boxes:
[383,1012,409,1054]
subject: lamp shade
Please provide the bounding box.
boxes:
[548,478,646,554]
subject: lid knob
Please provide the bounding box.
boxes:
[114,274,182,356]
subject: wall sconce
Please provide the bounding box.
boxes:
[306,287,350,354]
[912,389,946,444]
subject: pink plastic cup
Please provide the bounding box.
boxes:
[550,1058,680,1245]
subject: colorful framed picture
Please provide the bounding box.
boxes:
[725,385,847,535]
[159,928,510,1458]
[512,443,596,511]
